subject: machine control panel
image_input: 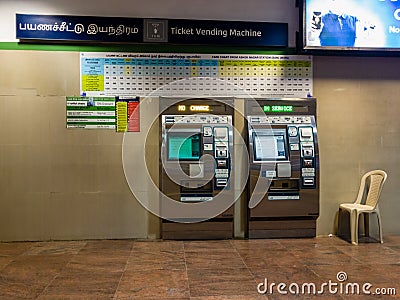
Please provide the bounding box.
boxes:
[249,114,317,189]
[162,114,232,202]
[213,126,230,189]
[299,129,316,188]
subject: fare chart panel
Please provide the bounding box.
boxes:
[80,52,313,98]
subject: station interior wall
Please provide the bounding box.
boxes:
[0,0,399,241]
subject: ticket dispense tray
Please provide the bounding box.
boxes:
[246,98,319,238]
[160,98,234,239]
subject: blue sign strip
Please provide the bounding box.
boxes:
[16,14,288,47]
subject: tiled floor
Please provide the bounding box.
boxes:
[0,236,399,299]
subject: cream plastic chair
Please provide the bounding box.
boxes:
[338,170,387,245]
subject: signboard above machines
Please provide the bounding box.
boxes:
[16,14,288,47]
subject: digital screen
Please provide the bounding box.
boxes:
[177,105,210,112]
[168,133,201,160]
[302,0,400,51]
[253,131,288,161]
[263,105,293,113]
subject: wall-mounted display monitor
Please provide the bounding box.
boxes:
[253,129,289,161]
[300,0,400,54]
[167,132,201,160]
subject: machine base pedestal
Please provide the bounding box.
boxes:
[248,219,316,239]
[162,220,233,240]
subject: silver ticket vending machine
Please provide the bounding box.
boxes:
[246,98,319,238]
[160,98,234,239]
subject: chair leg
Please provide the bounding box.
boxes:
[376,211,383,244]
[364,213,370,238]
[350,210,358,245]
[337,208,342,237]
[339,208,353,243]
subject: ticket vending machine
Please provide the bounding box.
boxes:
[246,98,319,238]
[160,98,234,239]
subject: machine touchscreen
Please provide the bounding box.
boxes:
[253,130,288,161]
[167,133,201,160]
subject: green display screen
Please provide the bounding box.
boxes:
[168,134,200,160]
[263,105,293,113]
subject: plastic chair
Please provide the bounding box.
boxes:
[338,170,387,245]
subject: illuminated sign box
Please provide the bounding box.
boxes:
[16,14,288,47]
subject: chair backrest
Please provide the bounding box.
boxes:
[355,170,387,208]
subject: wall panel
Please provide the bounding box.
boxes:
[0,50,148,241]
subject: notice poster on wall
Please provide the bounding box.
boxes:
[66,96,116,129]
[80,52,313,98]
[116,97,140,132]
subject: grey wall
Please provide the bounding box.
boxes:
[0,51,149,241]
[314,56,400,235]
